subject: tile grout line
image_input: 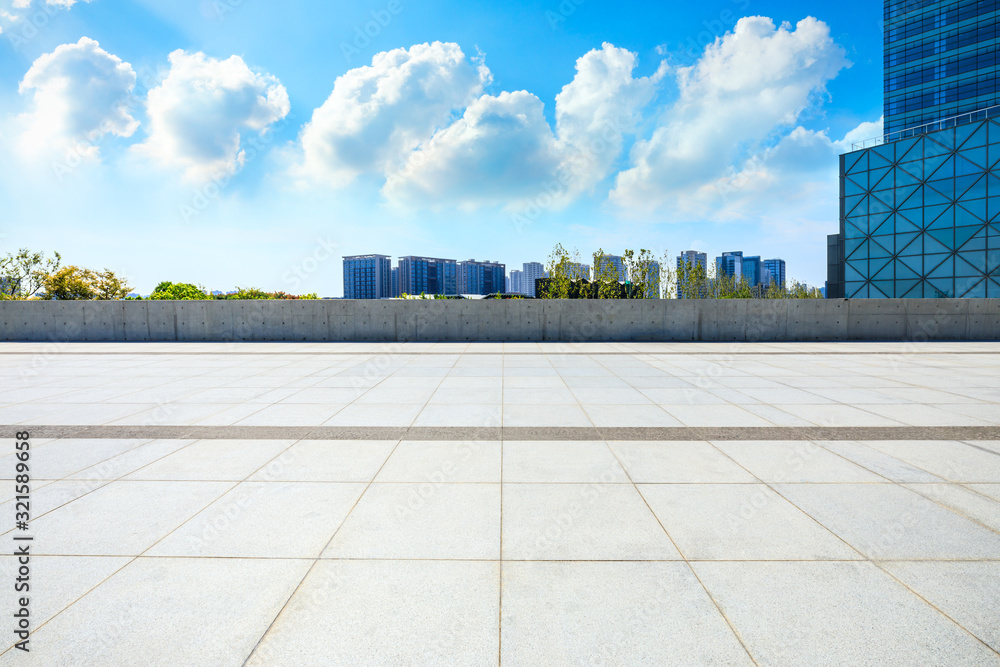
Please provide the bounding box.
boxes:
[0,436,214,655]
[240,348,461,665]
[713,439,1000,652]
[240,433,407,666]
[704,441,870,561]
[0,434,261,656]
[812,440,1000,538]
[602,439,761,666]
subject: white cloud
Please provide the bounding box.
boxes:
[18,36,137,160]
[684,117,880,241]
[610,16,849,215]
[135,50,289,182]
[377,42,664,209]
[554,43,666,194]
[382,91,564,210]
[298,41,490,187]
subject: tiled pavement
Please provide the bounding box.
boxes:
[0,342,999,664]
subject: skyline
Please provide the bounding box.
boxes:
[0,0,885,296]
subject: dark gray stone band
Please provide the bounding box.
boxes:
[9,424,1000,442]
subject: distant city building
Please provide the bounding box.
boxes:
[741,255,763,286]
[567,263,591,280]
[343,254,393,299]
[391,267,400,298]
[398,256,458,296]
[522,262,546,297]
[677,250,708,298]
[716,251,744,280]
[763,259,786,289]
[641,261,661,298]
[457,259,505,295]
[596,255,627,282]
[509,269,525,295]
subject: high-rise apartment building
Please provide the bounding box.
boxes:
[641,260,662,298]
[677,250,708,298]
[397,256,458,296]
[457,259,506,295]
[391,267,400,297]
[596,255,627,282]
[763,259,787,289]
[522,262,546,297]
[884,0,1000,136]
[343,254,392,299]
[509,269,525,295]
[568,263,591,280]
[828,0,1000,298]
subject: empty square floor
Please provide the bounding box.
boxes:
[1,341,999,665]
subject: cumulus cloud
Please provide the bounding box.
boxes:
[610,16,849,215]
[554,43,666,190]
[1,0,92,35]
[298,41,490,187]
[135,50,289,182]
[18,36,137,160]
[313,41,662,209]
[383,91,564,209]
[698,119,880,230]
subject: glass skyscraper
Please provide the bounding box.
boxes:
[885,0,1000,136]
[828,0,1000,298]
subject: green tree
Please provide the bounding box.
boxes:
[592,249,620,299]
[149,282,211,300]
[94,270,132,300]
[623,248,661,299]
[543,243,575,299]
[0,248,61,299]
[41,266,97,300]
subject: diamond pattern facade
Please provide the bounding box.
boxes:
[840,117,1000,298]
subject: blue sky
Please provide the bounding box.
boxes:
[0,0,884,296]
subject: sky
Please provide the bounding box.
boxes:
[0,0,885,296]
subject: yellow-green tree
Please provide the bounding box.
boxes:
[41,266,97,300]
[543,243,575,299]
[94,270,133,300]
[592,249,620,299]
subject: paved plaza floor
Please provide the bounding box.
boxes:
[0,341,999,665]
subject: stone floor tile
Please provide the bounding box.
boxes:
[30,481,233,555]
[713,441,885,483]
[246,440,396,482]
[881,561,1000,653]
[247,560,499,667]
[640,484,861,560]
[149,482,366,558]
[375,441,501,483]
[776,483,1000,560]
[3,557,312,666]
[502,441,629,483]
[323,483,500,559]
[125,440,293,481]
[693,561,1000,666]
[609,441,758,483]
[502,483,679,560]
[501,561,752,665]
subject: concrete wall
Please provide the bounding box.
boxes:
[0,299,997,342]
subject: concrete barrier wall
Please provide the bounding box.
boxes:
[0,299,998,342]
